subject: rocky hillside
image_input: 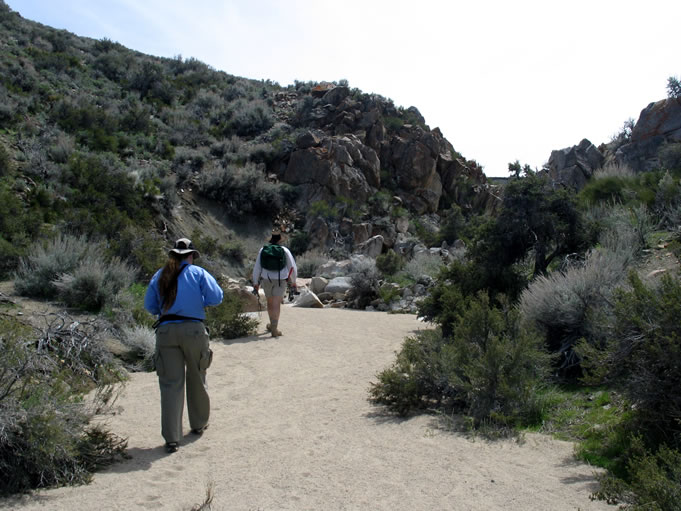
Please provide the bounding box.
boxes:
[0,0,494,271]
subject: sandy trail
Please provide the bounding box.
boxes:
[2,307,610,511]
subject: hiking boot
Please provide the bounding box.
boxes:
[271,328,283,338]
[191,424,209,435]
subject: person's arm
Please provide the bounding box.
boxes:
[201,269,223,307]
[284,247,297,286]
[252,248,263,290]
[144,271,162,316]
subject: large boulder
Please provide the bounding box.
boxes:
[631,98,681,144]
[547,138,604,190]
[325,276,354,295]
[613,98,681,172]
[283,136,379,204]
[292,289,324,308]
[357,235,384,258]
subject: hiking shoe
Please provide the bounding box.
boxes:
[165,442,179,453]
[191,424,209,435]
[271,328,283,338]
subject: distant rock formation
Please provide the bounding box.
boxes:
[546,139,604,190]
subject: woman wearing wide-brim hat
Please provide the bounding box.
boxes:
[144,237,223,453]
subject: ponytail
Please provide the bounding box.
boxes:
[158,253,184,312]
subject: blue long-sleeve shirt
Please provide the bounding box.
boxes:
[144,262,223,324]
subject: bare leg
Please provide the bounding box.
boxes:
[266,297,282,335]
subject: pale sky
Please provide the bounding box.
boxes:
[6,0,679,177]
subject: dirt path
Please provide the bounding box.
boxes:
[2,307,610,511]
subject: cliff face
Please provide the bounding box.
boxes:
[274,85,491,216]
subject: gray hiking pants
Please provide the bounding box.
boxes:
[154,321,212,444]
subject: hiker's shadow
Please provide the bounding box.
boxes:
[106,434,204,474]
[219,332,273,345]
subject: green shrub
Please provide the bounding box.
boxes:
[288,231,310,257]
[593,436,681,510]
[440,293,550,426]
[369,329,445,416]
[205,293,258,340]
[0,142,12,176]
[109,226,166,282]
[372,294,550,426]
[583,273,681,445]
[376,249,403,276]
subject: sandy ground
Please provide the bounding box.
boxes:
[1,306,611,511]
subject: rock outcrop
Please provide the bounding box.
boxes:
[546,139,604,189]
[613,97,681,172]
[271,85,495,253]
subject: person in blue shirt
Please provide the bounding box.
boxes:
[144,238,223,453]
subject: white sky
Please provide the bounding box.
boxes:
[6,0,679,177]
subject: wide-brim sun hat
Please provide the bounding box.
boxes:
[169,238,200,258]
[269,229,282,244]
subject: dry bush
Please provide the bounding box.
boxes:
[0,315,127,496]
[592,163,636,180]
[404,251,446,281]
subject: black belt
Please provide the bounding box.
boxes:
[153,314,203,330]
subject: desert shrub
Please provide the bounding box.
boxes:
[60,152,152,237]
[371,294,550,426]
[581,273,681,445]
[55,256,135,312]
[369,329,446,416]
[0,142,12,176]
[14,234,95,299]
[520,248,631,374]
[109,226,166,282]
[15,235,135,311]
[228,99,274,137]
[296,249,327,278]
[205,293,258,340]
[659,142,681,171]
[403,251,446,281]
[593,436,681,510]
[520,201,646,375]
[0,317,127,496]
[376,249,403,276]
[438,204,466,244]
[349,256,380,308]
[288,230,310,257]
[119,325,155,370]
[197,162,289,218]
[592,163,636,180]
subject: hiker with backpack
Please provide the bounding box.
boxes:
[144,238,223,453]
[252,230,297,338]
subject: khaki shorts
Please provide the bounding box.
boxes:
[261,278,287,297]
